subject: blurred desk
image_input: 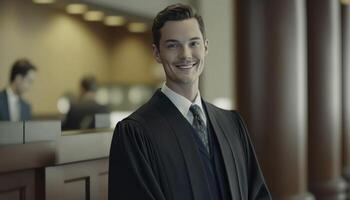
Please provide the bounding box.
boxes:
[0,121,113,200]
[95,111,132,129]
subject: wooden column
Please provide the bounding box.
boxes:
[342,3,350,199]
[236,0,313,199]
[307,0,347,199]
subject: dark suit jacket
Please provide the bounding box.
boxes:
[0,89,32,121]
[62,99,109,130]
[109,90,271,200]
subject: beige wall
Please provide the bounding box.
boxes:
[199,0,235,109]
[110,31,158,84]
[0,0,157,115]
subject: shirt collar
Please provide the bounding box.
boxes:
[6,87,19,101]
[161,83,205,119]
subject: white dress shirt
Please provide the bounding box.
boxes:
[6,87,20,121]
[161,83,207,126]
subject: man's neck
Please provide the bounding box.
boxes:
[8,84,20,96]
[165,81,199,102]
[80,92,96,102]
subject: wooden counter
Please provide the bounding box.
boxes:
[0,121,113,200]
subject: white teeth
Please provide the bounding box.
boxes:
[177,65,193,69]
[176,63,196,69]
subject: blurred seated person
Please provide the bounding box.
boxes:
[0,59,37,121]
[62,76,109,130]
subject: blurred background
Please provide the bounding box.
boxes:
[0,0,234,119]
[2,0,350,199]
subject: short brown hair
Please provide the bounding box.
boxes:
[10,59,37,83]
[81,76,97,92]
[152,4,206,49]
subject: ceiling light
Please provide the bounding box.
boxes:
[33,0,55,4]
[84,11,104,21]
[127,22,147,33]
[66,4,88,14]
[104,16,126,26]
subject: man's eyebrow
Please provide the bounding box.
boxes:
[164,37,202,43]
[164,39,179,43]
[190,37,201,41]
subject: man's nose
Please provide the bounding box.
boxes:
[179,46,191,59]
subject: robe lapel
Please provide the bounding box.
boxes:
[204,102,243,200]
[154,91,211,200]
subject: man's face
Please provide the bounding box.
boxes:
[153,18,208,88]
[14,70,36,95]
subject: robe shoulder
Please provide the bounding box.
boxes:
[205,103,248,140]
[109,118,167,200]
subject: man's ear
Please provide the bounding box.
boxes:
[13,75,23,84]
[152,44,162,63]
[204,39,209,55]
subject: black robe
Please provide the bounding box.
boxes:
[108,90,271,200]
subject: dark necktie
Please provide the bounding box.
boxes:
[190,104,209,153]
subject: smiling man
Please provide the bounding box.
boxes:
[108,4,271,200]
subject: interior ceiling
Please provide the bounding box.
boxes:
[80,0,195,19]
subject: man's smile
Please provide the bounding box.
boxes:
[174,61,198,69]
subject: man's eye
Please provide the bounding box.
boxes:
[190,41,200,47]
[167,43,178,48]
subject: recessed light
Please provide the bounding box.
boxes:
[84,10,104,21]
[104,16,126,26]
[66,4,88,15]
[127,22,147,33]
[33,0,55,4]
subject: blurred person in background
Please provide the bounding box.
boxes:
[0,59,37,121]
[62,75,109,130]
